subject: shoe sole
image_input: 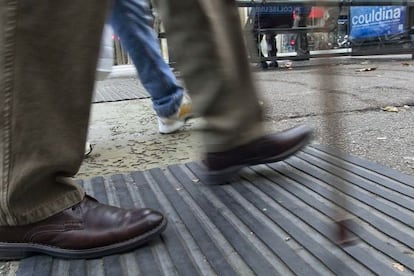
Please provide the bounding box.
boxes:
[0,217,167,260]
[201,132,312,185]
[158,115,194,134]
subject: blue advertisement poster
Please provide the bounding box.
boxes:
[350,6,406,41]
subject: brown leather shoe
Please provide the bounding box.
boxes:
[0,195,167,260]
[203,124,313,184]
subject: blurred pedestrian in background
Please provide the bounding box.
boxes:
[250,5,294,69]
[110,0,193,134]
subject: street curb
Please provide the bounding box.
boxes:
[108,65,137,79]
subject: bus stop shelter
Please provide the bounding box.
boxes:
[238,0,414,63]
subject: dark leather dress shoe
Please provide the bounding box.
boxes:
[0,196,167,260]
[202,124,313,184]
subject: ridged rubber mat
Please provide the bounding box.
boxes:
[16,145,414,275]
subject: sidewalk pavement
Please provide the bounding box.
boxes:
[78,55,414,179]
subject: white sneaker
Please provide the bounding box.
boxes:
[158,95,193,134]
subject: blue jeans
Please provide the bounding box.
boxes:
[110,0,184,117]
[155,0,264,153]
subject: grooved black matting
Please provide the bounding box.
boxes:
[15,145,414,275]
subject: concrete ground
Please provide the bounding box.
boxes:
[79,55,414,179]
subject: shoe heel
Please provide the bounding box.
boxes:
[199,165,242,185]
